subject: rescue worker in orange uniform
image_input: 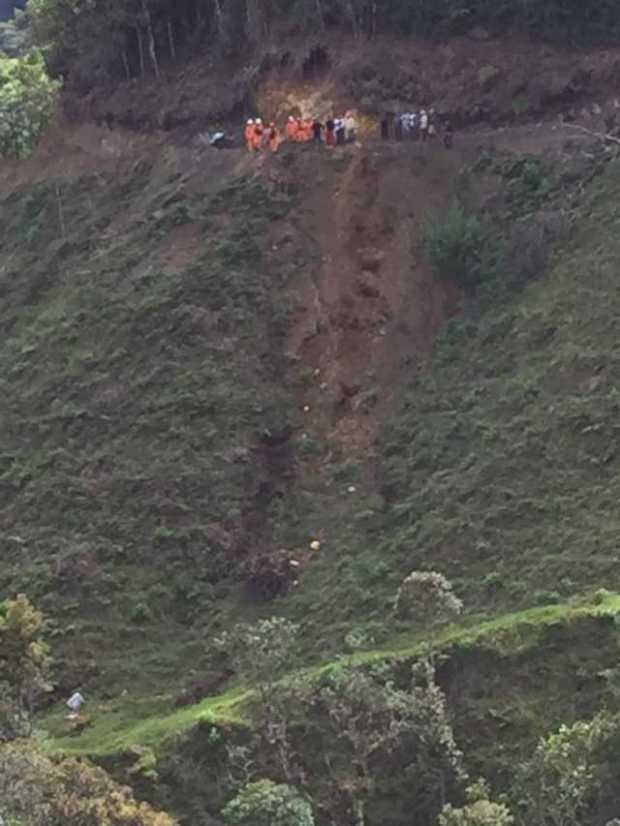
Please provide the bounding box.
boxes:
[268,122,280,152]
[252,118,264,151]
[245,118,255,152]
[286,115,298,142]
[302,118,314,141]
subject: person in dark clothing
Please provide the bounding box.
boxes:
[335,118,345,145]
[325,118,336,147]
[312,120,323,142]
[442,120,454,149]
[380,113,390,140]
[394,115,403,141]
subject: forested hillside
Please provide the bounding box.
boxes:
[3,1,620,826]
[25,0,620,87]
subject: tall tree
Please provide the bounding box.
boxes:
[0,594,51,737]
[216,617,301,783]
[314,659,465,826]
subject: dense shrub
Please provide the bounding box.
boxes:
[423,203,485,291]
[0,595,51,738]
[0,49,59,158]
[440,780,514,826]
[223,780,314,826]
[513,714,620,826]
[0,739,177,826]
[0,8,31,57]
[393,570,463,624]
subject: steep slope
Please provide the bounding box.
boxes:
[0,131,303,698]
[0,124,464,699]
[382,149,620,614]
[4,51,620,825]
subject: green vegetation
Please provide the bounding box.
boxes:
[0,49,59,157]
[383,152,620,617]
[0,738,178,825]
[0,8,31,57]
[223,780,314,826]
[393,570,463,623]
[423,202,485,291]
[0,161,301,699]
[307,658,464,826]
[4,53,620,823]
[216,617,301,783]
[439,780,514,826]
[514,713,618,826]
[0,598,177,826]
[0,594,51,737]
[42,593,620,825]
[43,593,620,756]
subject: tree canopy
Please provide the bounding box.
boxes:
[223,780,314,826]
[26,0,620,90]
[0,594,51,736]
[0,48,60,158]
[0,739,177,826]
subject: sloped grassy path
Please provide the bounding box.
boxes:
[44,592,620,759]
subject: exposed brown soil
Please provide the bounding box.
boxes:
[0,115,163,193]
[282,140,462,457]
[84,31,620,136]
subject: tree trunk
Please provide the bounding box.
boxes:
[369,0,377,38]
[55,182,66,240]
[196,0,204,28]
[346,0,360,37]
[562,121,620,145]
[352,797,365,826]
[136,26,145,76]
[315,0,325,30]
[122,49,131,81]
[246,0,264,41]
[167,20,176,59]
[142,0,161,80]
[213,0,226,41]
[438,768,446,808]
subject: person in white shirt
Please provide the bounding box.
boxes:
[344,112,358,143]
[66,690,85,718]
[420,109,429,141]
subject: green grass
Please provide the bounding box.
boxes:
[6,140,620,825]
[0,161,304,697]
[44,592,620,758]
[379,153,620,619]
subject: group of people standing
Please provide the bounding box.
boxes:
[380,108,453,147]
[244,112,359,153]
[241,107,452,153]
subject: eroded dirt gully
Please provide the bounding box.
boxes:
[285,140,462,460]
